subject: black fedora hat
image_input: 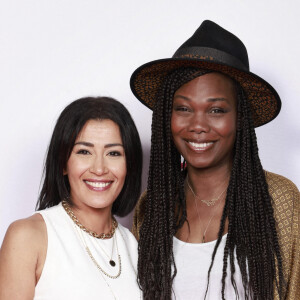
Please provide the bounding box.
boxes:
[130,20,281,127]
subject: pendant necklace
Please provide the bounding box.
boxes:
[186,176,228,207]
[186,175,227,243]
[76,226,122,279]
[90,231,117,267]
[194,194,224,243]
[62,200,121,278]
[62,201,142,300]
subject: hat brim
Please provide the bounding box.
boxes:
[130,58,281,127]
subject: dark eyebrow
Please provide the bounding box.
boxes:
[207,97,227,102]
[173,95,191,101]
[74,142,124,148]
[104,143,124,148]
[74,141,94,147]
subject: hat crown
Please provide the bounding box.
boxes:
[173,20,249,71]
[130,20,281,127]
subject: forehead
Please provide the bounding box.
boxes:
[174,72,237,102]
[76,119,121,141]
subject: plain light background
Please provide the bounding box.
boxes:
[0,0,299,244]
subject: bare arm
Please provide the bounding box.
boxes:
[0,214,47,300]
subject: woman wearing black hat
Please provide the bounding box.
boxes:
[131,21,299,299]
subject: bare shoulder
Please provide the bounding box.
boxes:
[3,213,46,245]
[0,213,47,265]
[0,214,47,299]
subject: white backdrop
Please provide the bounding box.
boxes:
[1,0,299,244]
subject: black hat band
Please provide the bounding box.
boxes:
[173,47,248,72]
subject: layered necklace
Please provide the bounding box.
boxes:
[186,176,227,207]
[62,200,117,239]
[62,200,121,277]
[186,176,228,243]
[62,200,141,300]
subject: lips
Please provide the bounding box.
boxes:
[84,180,113,191]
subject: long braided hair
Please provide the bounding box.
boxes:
[137,68,285,299]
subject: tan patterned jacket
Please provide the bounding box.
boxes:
[132,171,299,300]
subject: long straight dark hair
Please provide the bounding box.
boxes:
[137,68,285,299]
[36,96,143,217]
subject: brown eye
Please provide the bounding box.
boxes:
[211,108,225,114]
[108,151,122,157]
[174,106,189,112]
[77,149,90,155]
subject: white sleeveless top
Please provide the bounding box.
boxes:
[34,203,141,300]
[172,234,245,299]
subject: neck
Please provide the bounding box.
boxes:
[186,163,231,198]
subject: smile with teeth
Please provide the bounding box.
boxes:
[85,181,112,188]
[188,141,214,148]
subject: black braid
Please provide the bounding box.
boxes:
[137,68,285,300]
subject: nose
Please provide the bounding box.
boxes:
[187,113,210,134]
[89,156,108,175]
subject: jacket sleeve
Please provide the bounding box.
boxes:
[132,190,147,240]
[266,171,300,299]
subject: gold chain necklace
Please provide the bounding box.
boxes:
[193,191,225,243]
[76,225,122,279]
[63,201,141,299]
[186,176,228,206]
[62,200,117,239]
[91,233,117,267]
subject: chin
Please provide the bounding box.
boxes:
[186,157,227,170]
[185,156,213,168]
[188,162,213,170]
[85,199,114,210]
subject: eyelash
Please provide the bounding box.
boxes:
[75,149,123,157]
[108,151,122,157]
[76,149,90,155]
[174,106,189,112]
[174,106,226,114]
[211,108,226,114]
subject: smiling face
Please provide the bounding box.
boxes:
[65,119,127,211]
[171,72,237,171]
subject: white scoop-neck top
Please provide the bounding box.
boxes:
[172,234,245,299]
[34,203,141,300]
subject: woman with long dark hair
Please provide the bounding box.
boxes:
[131,21,299,299]
[0,97,143,299]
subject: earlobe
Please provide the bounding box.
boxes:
[63,169,67,175]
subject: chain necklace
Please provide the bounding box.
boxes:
[74,226,121,299]
[62,200,117,239]
[186,175,227,243]
[186,176,228,206]
[90,232,117,267]
[75,224,142,300]
[193,191,225,243]
[62,201,141,299]
[76,225,122,279]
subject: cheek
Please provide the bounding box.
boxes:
[111,159,127,181]
[214,116,237,137]
[171,114,183,136]
[66,157,88,179]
